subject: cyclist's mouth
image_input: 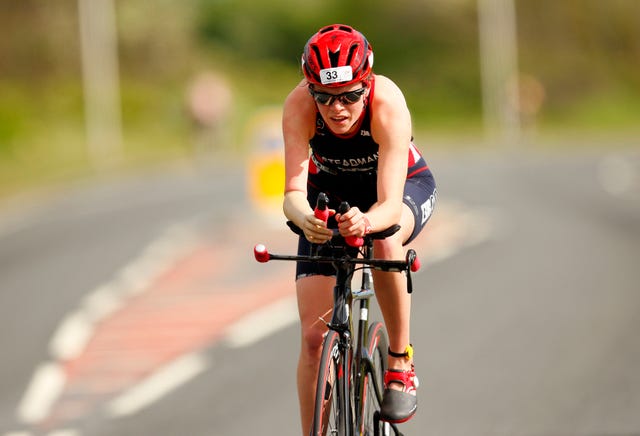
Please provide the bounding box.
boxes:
[330,115,350,126]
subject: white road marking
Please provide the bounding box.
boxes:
[417,202,501,265]
[49,311,93,361]
[80,283,124,321]
[48,222,201,361]
[17,362,66,424]
[47,430,80,436]
[106,353,208,418]
[3,429,81,436]
[224,296,299,348]
[17,219,203,426]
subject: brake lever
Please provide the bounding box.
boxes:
[405,249,419,294]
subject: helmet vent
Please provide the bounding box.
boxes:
[345,44,359,67]
[328,49,341,68]
[311,45,325,69]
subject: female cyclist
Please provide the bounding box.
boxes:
[282,24,437,434]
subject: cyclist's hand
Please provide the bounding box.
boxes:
[303,212,334,244]
[336,207,371,238]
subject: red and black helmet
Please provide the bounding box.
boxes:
[301,24,374,88]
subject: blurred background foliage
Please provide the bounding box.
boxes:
[0,0,639,198]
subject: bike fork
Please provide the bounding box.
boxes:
[337,332,353,436]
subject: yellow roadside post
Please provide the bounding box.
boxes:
[246,107,286,224]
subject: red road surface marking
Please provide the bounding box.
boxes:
[42,224,296,427]
[37,204,470,428]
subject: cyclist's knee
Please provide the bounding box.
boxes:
[296,275,333,356]
[373,234,404,259]
[373,206,415,258]
[300,323,326,356]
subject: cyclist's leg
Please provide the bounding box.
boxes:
[371,205,418,425]
[296,274,334,435]
[371,204,415,373]
[372,173,436,422]
[375,171,436,371]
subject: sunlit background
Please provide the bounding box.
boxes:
[1,2,640,435]
[1,0,638,199]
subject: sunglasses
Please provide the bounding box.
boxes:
[309,87,367,106]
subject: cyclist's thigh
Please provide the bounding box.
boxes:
[402,171,437,245]
[373,206,413,259]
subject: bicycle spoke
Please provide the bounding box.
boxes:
[312,332,344,436]
[360,322,388,436]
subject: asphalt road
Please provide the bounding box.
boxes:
[1,147,639,436]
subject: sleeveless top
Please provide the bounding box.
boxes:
[306,77,431,209]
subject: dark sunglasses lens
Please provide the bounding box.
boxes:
[310,88,365,105]
[342,89,364,103]
[312,92,333,105]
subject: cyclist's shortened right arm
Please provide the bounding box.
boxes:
[282,82,333,244]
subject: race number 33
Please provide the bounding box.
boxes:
[320,66,353,85]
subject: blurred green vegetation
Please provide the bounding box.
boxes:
[1,0,639,198]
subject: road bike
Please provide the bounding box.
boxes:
[254,193,419,436]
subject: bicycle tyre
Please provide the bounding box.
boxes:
[311,330,345,436]
[360,321,389,436]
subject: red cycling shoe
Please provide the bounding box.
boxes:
[380,347,419,423]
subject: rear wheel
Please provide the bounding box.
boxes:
[361,321,390,435]
[311,331,345,436]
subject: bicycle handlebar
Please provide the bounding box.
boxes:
[253,192,421,293]
[314,192,331,222]
[314,193,363,247]
[253,243,419,273]
[285,220,403,245]
[253,241,419,294]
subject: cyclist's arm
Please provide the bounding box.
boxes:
[366,75,411,232]
[282,82,332,240]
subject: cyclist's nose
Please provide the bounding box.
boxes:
[329,98,346,109]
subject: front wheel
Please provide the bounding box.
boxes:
[360,321,390,436]
[311,330,345,436]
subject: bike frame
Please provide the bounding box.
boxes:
[253,213,418,436]
[352,267,388,435]
[314,238,400,436]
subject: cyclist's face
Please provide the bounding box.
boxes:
[311,83,368,135]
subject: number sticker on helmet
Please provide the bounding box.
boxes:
[319,66,353,85]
